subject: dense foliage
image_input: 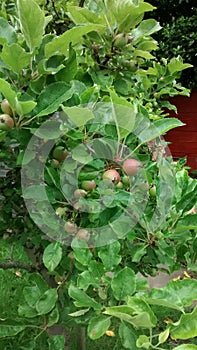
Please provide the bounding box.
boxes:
[148,0,197,88]
[0,1,197,349]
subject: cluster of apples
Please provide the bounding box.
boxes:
[0,99,14,131]
[61,158,142,241]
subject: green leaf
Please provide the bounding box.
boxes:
[175,214,197,232]
[71,144,93,164]
[168,57,193,75]
[88,315,111,340]
[36,289,58,315]
[67,5,102,25]
[17,0,45,52]
[0,79,36,116]
[0,78,17,107]
[62,106,94,127]
[0,322,26,338]
[48,335,65,350]
[127,297,157,327]
[136,335,150,349]
[119,323,138,350]
[56,45,77,82]
[145,279,197,311]
[134,50,154,59]
[110,1,155,32]
[35,120,62,140]
[43,242,62,272]
[22,185,48,202]
[23,285,42,308]
[73,244,92,266]
[18,302,38,318]
[104,305,155,328]
[111,267,136,300]
[77,271,96,290]
[15,99,37,116]
[158,328,170,344]
[98,241,121,270]
[132,19,161,41]
[173,345,197,350]
[68,308,90,317]
[0,17,17,45]
[45,24,104,58]
[109,89,136,138]
[137,40,158,52]
[47,306,59,327]
[34,82,74,117]
[68,284,102,310]
[1,43,31,74]
[138,118,184,144]
[170,307,197,340]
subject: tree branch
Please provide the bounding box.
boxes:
[0,261,38,272]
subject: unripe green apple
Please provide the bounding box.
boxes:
[0,114,14,131]
[52,146,68,162]
[1,99,13,116]
[122,176,130,186]
[81,180,96,191]
[74,189,87,199]
[114,33,127,48]
[149,185,156,197]
[116,181,123,189]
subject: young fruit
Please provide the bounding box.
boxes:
[123,158,141,176]
[52,146,68,162]
[1,99,13,116]
[114,33,127,48]
[103,169,120,183]
[76,229,90,241]
[122,175,130,186]
[81,180,96,191]
[149,185,156,197]
[74,189,87,199]
[64,221,77,233]
[0,114,14,131]
[116,181,123,189]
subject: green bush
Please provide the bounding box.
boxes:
[0,1,196,349]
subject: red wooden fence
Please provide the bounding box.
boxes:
[165,90,197,171]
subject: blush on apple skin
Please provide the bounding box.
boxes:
[0,114,14,131]
[123,158,141,176]
[103,169,120,183]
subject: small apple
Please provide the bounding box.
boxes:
[0,114,14,131]
[81,180,96,191]
[122,175,130,186]
[76,229,90,241]
[64,221,77,233]
[116,181,123,189]
[114,33,127,48]
[149,185,156,197]
[123,158,141,176]
[103,169,120,183]
[1,99,13,116]
[74,189,87,199]
[52,146,68,162]
[56,207,67,217]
